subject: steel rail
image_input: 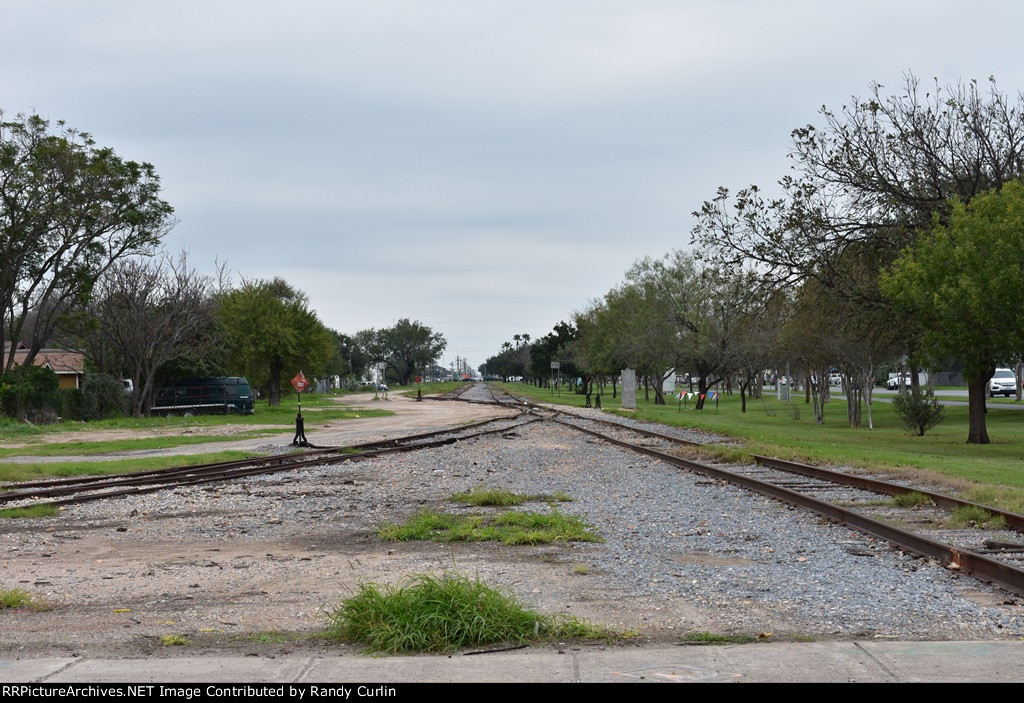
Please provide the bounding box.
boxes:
[1,416,540,507]
[553,417,1024,597]
[1,412,522,495]
[553,408,1024,535]
[751,455,1024,533]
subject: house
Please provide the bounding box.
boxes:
[4,342,86,390]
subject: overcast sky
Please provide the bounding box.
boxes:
[4,1,1023,372]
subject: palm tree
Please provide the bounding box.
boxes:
[513,334,522,348]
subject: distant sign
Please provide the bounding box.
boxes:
[550,362,560,370]
[415,376,422,384]
[290,371,310,393]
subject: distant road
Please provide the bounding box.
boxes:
[801,387,1024,410]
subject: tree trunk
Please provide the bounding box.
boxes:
[842,372,860,428]
[695,379,710,410]
[269,358,284,406]
[863,371,875,430]
[653,385,665,405]
[810,369,824,424]
[966,372,991,444]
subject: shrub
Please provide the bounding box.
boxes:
[78,372,129,420]
[0,365,61,420]
[891,392,945,436]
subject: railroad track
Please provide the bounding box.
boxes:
[1,411,535,510]
[464,383,1024,596]
[11,379,1024,597]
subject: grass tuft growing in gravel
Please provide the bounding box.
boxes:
[161,634,189,646]
[680,631,761,645]
[891,491,932,508]
[0,588,48,610]
[949,505,1006,529]
[448,486,574,507]
[322,572,614,653]
[379,508,602,545]
[449,487,528,506]
[0,504,59,519]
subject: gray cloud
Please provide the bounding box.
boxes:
[2,0,1021,369]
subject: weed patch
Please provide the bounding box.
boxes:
[449,487,528,506]
[681,631,761,645]
[0,588,48,610]
[891,491,932,508]
[161,634,189,646]
[949,505,1006,529]
[379,508,601,545]
[448,487,573,507]
[322,572,614,653]
[0,504,59,519]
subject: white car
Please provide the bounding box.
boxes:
[989,368,1017,397]
[886,373,911,390]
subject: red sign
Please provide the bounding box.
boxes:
[415,376,422,384]
[291,371,310,393]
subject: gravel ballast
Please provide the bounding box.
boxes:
[3,413,1023,656]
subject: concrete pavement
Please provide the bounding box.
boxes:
[4,641,1024,683]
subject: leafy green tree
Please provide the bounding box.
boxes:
[0,112,175,373]
[529,321,581,390]
[364,319,447,386]
[326,330,369,387]
[692,75,1024,399]
[622,252,743,407]
[881,180,1024,444]
[219,278,335,405]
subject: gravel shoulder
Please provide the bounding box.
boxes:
[3,395,1023,659]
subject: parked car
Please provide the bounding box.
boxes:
[989,368,1018,397]
[829,373,843,386]
[886,373,911,390]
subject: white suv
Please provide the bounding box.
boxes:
[989,368,1018,397]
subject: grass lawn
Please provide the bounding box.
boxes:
[498,382,1024,513]
[0,392,391,456]
[0,450,261,485]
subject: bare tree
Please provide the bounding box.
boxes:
[91,253,217,417]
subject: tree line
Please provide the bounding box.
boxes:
[0,111,446,420]
[487,74,1024,445]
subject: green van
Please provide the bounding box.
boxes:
[152,377,255,416]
